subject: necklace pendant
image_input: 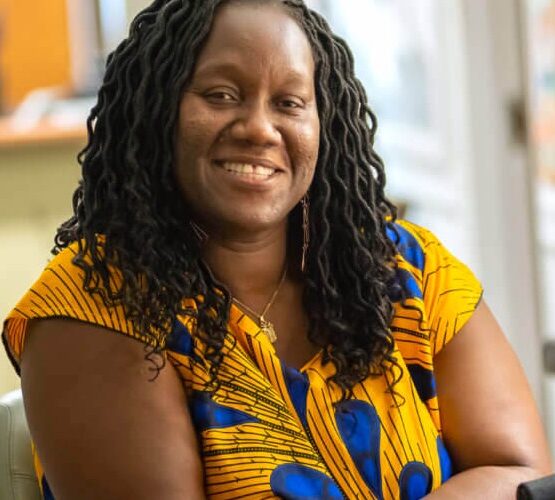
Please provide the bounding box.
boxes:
[260,317,277,343]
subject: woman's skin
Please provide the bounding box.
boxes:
[424,301,552,498]
[20,2,551,499]
[173,1,320,368]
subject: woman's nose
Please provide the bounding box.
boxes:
[229,101,281,146]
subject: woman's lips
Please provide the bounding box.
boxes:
[221,161,276,178]
[213,161,282,186]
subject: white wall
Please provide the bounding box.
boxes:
[462,0,543,386]
[536,180,555,452]
[125,0,151,22]
[0,143,81,394]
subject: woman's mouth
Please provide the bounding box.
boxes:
[220,162,277,180]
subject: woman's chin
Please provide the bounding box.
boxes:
[208,212,288,238]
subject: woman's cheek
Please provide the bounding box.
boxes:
[295,123,320,180]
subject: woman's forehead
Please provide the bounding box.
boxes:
[194,2,314,77]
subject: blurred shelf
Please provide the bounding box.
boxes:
[0,118,87,151]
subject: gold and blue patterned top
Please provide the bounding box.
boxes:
[2,220,482,499]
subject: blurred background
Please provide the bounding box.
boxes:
[0,0,554,457]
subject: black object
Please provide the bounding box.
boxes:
[517,473,555,500]
[544,340,555,374]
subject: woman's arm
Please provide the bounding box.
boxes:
[20,318,205,500]
[425,301,552,499]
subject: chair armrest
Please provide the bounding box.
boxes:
[517,473,555,500]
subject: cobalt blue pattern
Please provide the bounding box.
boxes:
[335,400,383,499]
[189,391,258,432]
[166,320,194,356]
[166,320,204,364]
[406,364,437,402]
[388,268,423,302]
[270,463,343,499]
[436,436,453,483]
[281,364,309,428]
[386,223,425,271]
[399,462,433,500]
[42,476,55,500]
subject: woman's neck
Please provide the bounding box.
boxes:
[200,223,290,305]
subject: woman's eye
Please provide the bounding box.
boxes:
[279,98,304,110]
[205,91,237,103]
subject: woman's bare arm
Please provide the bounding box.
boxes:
[425,301,552,499]
[20,318,205,500]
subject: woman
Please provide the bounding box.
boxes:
[2,0,551,498]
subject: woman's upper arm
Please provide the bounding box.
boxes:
[434,300,552,475]
[20,318,205,500]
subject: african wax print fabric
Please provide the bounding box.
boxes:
[3,220,483,499]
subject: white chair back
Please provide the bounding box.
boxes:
[0,389,41,499]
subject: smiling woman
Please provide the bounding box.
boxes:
[174,3,319,235]
[1,0,552,499]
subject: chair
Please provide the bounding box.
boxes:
[0,389,41,500]
[517,473,555,500]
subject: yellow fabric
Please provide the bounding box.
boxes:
[2,220,482,499]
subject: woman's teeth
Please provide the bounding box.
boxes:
[221,162,275,178]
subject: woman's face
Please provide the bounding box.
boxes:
[174,2,320,236]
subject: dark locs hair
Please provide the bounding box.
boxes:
[54,0,400,396]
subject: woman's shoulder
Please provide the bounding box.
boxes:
[5,240,121,324]
[6,241,82,320]
[2,240,140,372]
[387,218,444,268]
[387,219,483,356]
[386,219,478,280]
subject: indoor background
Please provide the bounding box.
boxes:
[1,0,554,458]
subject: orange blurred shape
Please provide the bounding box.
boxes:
[0,0,71,111]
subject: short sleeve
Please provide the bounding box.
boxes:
[2,242,148,375]
[392,220,483,357]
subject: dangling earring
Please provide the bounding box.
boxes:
[190,220,209,244]
[301,195,310,273]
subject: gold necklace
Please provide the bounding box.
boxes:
[232,266,287,343]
